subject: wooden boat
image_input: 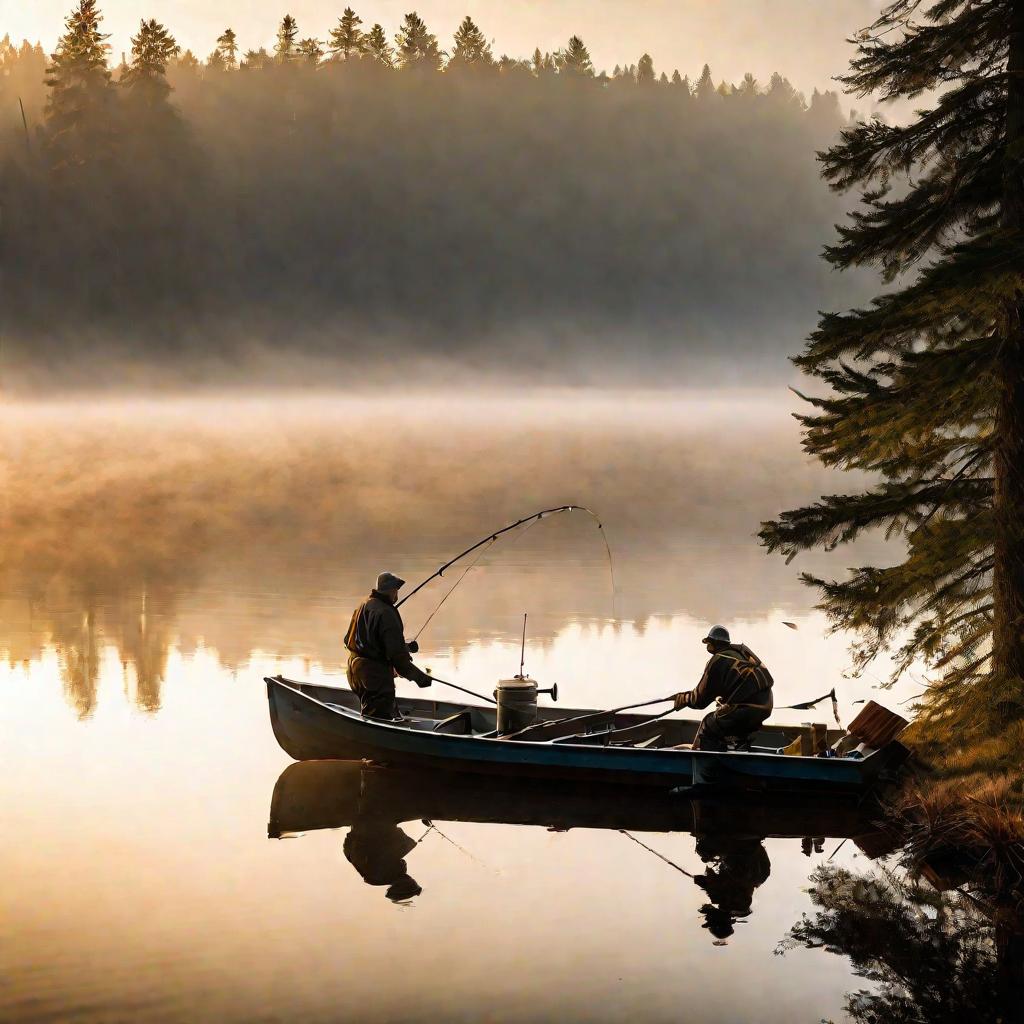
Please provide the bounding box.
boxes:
[266,675,909,794]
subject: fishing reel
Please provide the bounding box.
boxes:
[407,640,419,654]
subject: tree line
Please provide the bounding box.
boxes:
[0,2,858,382]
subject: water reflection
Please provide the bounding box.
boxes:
[0,393,896,719]
[783,864,1024,1023]
[693,834,772,942]
[269,760,890,929]
[344,822,423,904]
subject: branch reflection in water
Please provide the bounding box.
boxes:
[781,863,1024,1022]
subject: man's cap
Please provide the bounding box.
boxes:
[376,571,406,592]
[702,624,731,645]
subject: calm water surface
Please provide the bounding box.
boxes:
[0,393,971,1023]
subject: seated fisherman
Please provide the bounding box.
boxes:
[345,571,433,719]
[672,625,773,751]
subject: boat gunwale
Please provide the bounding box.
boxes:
[265,675,883,784]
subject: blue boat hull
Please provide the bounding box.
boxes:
[266,676,903,794]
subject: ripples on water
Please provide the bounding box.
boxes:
[1,392,1006,1022]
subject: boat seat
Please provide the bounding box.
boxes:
[504,710,617,742]
[550,725,616,746]
[632,735,663,749]
[607,720,668,746]
[432,709,474,735]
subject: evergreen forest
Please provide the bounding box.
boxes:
[0,3,860,383]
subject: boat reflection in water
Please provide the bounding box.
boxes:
[268,761,893,929]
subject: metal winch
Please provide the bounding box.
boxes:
[495,676,558,735]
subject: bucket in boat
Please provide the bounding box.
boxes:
[495,677,539,735]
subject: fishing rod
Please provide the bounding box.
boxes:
[593,687,840,718]
[539,686,843,732]
[424,672,497,705]
[397,505,616,612]
[619,829,696,878]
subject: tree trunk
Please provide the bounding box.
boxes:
[993,0,1024,705]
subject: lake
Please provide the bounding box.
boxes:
[0,392,987,1023]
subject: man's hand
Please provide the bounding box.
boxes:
[415,669,433,689]
[673,691,693,712]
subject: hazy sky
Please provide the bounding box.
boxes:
[6,1,882,97]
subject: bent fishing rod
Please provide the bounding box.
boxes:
[396,505,615,612]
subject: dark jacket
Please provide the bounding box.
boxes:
[677,644,774,711]
[345,591,426,682]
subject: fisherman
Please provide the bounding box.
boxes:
[672,625,774,751]
[345,571,434,719]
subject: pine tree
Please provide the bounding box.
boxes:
[448,16,493,71]
[241,47,270,71]
[671,69,683,86]
[766,71,803,110]
[394,12,443,73]
[43,0,115,171]
[174,49,199,74]
[205,47,226,73]
[296,37,323,64]
[760,0,1024,741]
[694,62,715,101]
[364,24,393,67]
[808,88,842,132]
[557,36,593,77]
[737,71,759,99]
[328,8,364,61]
[658,71,669,85]
[121,19,179,110]
[275,15,299,63]
[532,48,555,78]
[497,55,530,77]
[636,52,655,85]
[216,28,238,70]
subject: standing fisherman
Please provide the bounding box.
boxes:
[345,572,433,719]
[672,626,773,751]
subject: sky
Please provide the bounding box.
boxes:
[5,0,883,97]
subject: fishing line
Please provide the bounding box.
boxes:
[412,537,497,641]
[401,505,617,640]
[429,824,491,867]
[414,515,557,640]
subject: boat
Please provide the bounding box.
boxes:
[265,675,910,794]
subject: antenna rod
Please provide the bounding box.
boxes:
[519,613,527,678]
